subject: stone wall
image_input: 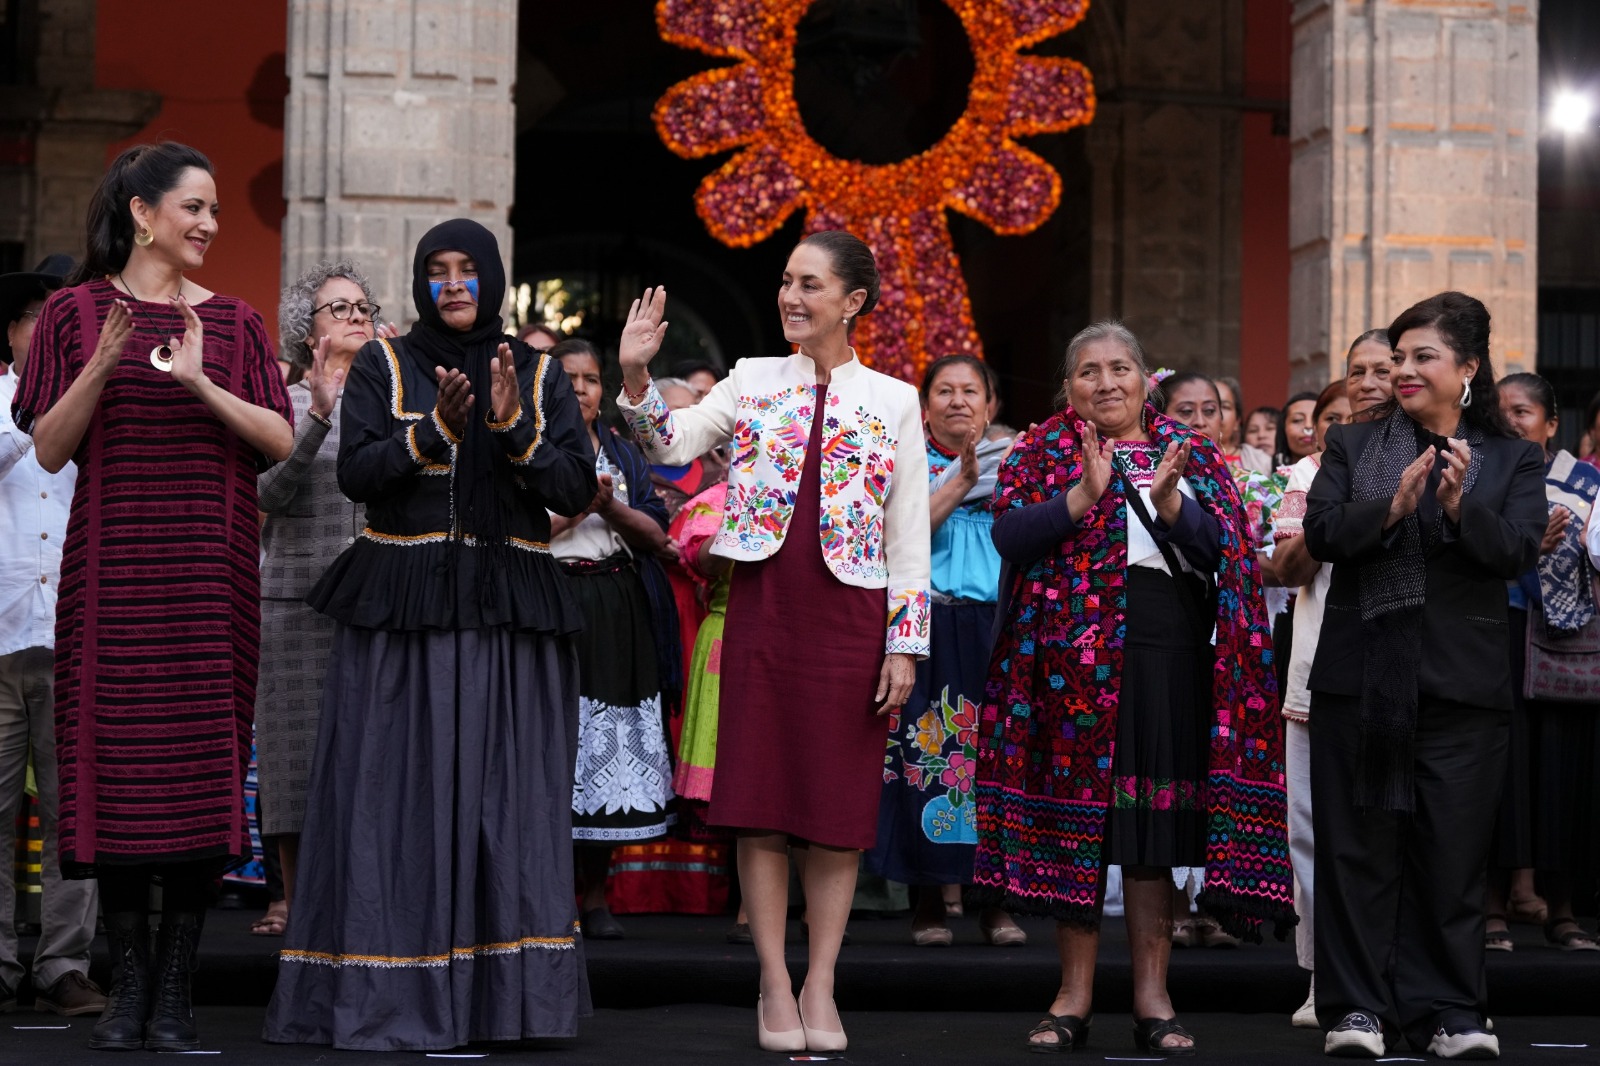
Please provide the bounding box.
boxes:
[1289,0,1538,388]
[1083,0,1247,379]
[283,0,518,320]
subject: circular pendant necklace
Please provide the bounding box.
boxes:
[117,274,183,372]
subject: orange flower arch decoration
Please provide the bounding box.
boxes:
[653,0,1096,383]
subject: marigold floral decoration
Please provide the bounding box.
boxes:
[653,0,1096,383]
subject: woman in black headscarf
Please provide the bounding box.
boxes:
[262,219,599,1051]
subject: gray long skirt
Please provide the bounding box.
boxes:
[262,625,592,1051]
[255,597,335,836]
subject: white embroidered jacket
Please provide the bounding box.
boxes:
[618,352,931,657]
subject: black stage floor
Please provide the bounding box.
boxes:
[8,912,1598,1062]
[4,1007,1598,1065]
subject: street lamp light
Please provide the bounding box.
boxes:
[1550,89,1595,136]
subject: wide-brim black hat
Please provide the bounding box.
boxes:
[0,253,74,364]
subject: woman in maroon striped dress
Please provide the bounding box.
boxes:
[10,142,293,1052]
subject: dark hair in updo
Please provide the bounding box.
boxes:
[1499,372,1557,424]
[70,141,214,286]
[798,230,880,332]
[550,337,600,365]
[1154,371,1220,414]
[1384,290,1513,437]
[920,354,992,404]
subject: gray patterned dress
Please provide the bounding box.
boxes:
[255,382,363,836]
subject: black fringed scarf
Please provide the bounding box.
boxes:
[1351,408,1483,810]
[403,218,514,604]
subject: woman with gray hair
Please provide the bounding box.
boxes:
[973,321,1291,1054]
[254,259,384,927]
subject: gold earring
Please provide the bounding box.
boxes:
[134,227,154,247]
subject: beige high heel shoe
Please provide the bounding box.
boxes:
[798,997,848,1053]
[757,995,805,1053]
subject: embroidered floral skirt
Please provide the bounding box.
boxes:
[262,626,592,1050]
[566,558,676,844]
[1104,568,1211,868]
[866,600,992,885]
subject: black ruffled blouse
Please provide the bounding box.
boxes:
[308,336,598,633]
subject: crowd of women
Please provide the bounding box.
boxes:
[3,140,1597,1061]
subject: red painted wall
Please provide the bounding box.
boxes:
[95,4,289,337]
[1240,0,1293,410]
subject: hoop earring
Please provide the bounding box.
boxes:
[134,228,154,248]
[1460,378,1473,408]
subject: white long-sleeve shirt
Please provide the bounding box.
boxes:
[0,371,77,655]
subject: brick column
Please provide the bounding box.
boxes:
[283,0,518,322]
[1288,0,1538,389]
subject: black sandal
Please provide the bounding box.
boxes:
[1545,918,1600,952]
[1025,1014,1091,1054]
[1484,914,1513,952]
[1133,1017,1196,1057]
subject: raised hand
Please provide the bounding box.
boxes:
[376,320,401,340]
[1542,505,1572,555]
[1150,439,1192,525]
[489,342,520,424]
[618,287,670,394]
[1436,438,1472,524]
[87,300,135,381]
[168,295,209,392]
[433,366,473,438]
[1385,446,1436,529]
[306,335,344,419]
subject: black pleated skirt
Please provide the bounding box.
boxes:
[1104,567,1213,869]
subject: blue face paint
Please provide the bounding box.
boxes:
[429,278,480,304]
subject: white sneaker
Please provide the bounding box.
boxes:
[1292,980,1318,1029]
[1324,1011,1384,1057]
[1427,1025,1499,1060]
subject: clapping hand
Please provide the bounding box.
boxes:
[489,342,520,425]
[1385,447,1437,529]
[1067,421,1114,520]
[87,300,134,381]
[1149,440,1192,525]
[306,336,344,419]
[955,426,982,489]
[1542,505,1572,555]
[168,295,208,392]
[433,366,473,438]
[1436,438,1472,523]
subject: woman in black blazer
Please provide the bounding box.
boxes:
[1303,292,1545,1061]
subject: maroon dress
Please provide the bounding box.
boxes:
[10,279,292,876]
[709,384,888,849]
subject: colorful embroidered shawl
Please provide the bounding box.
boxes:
[971,405,1294,940]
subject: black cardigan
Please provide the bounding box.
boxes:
[1303,420,1545,711]
[308,336,598,633]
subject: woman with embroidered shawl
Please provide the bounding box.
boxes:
[1305,292,1544,1059]
[1487,372,1600,953]
[973,321,1291,1056]
[263,219,599,1051]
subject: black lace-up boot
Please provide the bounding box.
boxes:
[87,912,151,1050]
[143,911,202,1051]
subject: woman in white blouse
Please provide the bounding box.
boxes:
[616,231,930,1054]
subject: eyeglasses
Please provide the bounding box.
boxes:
[312,299,379,321]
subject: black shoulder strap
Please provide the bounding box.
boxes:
[1115,454,1210,634]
